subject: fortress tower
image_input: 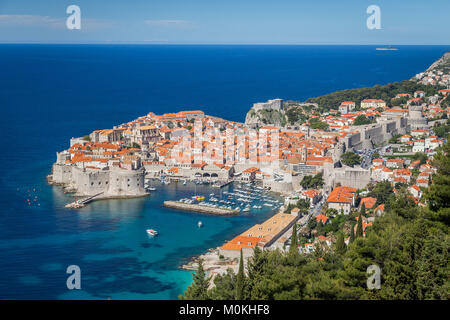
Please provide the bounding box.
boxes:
[408,105,429,130]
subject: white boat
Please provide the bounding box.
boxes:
[243,207,250,212]
[198,221,203,228]
[146,229,158,236]
[183,180,187,185]
[148,187,156,191]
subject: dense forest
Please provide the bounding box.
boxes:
[305,80,440,112]
[181,140,450,300]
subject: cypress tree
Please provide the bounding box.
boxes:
[335,232,346,255]
[180,258,210,300]
[350,223,355,243]
[289,223,298,256]
[356,214,364,238]
[360,202,366,216]
[235,249,245,300]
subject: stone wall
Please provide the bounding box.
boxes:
[324,165,371,189]
[51,163,73,185]
[344,118,408,150]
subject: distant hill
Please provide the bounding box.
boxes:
[426,51,450,73]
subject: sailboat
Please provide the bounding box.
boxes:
[198,221,203,228]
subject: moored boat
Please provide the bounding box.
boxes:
[146,229,158,236]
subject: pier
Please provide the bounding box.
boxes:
[212,180,233,188]
[65,192,104,209]
[163,201,240,216]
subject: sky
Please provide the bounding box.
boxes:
[0,0,449,44]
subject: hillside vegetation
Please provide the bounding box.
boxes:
[306,80,439,112]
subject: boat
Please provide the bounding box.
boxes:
[198,221,203,228]
[146,229,158,236]
[148,187,156,191]
[183,180,187,185]
[376,46,398,51]
[243,207,250,212]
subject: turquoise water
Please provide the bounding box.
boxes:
[1,44,449,299]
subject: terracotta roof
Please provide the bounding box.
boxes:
[327,186,356,204]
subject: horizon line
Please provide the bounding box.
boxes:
[0,42,450,46]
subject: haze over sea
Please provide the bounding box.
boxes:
[0,44,449,299]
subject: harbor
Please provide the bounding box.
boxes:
[163,201,239,216]
[162,180,283,216]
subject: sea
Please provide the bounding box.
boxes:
[0,44,449,299]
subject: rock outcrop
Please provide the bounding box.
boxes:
[426,51,450,72]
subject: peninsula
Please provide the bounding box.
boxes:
[48,52,449,210]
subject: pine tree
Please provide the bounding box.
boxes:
[360,202,366,216]
[335,232,346,255]
[356,214,363,238]
[180,258,210,300]
[246,246,266,299]
[289,223,298,256]
[235,249,246,300]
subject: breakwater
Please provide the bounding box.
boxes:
[163,201,240,216]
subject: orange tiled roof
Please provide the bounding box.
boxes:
[327,186,356,204]
[220,235,260,251]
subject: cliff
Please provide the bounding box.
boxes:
[425,51,450,73]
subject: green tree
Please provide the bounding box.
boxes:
[131,142,141,149]
[309,117,329,130]
[353,115,373,126]
[350,224,355,243]
[341,152,362,167]
[369,180,394,206]
[335,232,347,255]
[424,140,450,224]
[289,224,299,257]
[355,214,363,238]
[208,268,236,300]
[235,249,246,300]
[180,259,210,300]
[360,203,366,216]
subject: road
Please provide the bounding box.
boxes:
[357,147,379,169]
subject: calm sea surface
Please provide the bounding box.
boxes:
[0,44,449,299]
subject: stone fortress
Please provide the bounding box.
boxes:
[49,150,147,198]
[245,98,285,126]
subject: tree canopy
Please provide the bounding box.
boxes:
[341,152,362,167]
[353,115,373,126]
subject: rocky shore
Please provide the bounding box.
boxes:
[180,247,239,283]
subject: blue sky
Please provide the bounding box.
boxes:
[0,0,449,44]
